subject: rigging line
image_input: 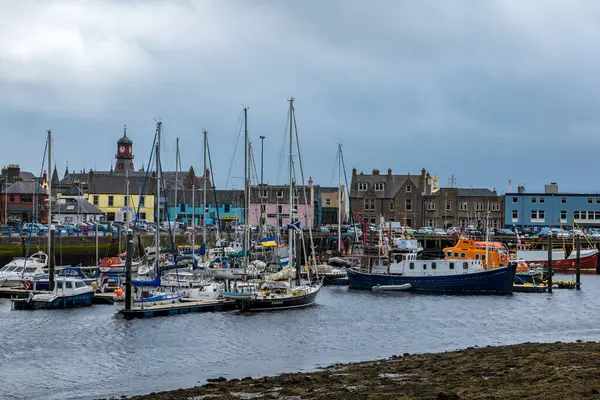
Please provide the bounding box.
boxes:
[225,110,245,189]
[328,148,339,186]
[132,126,158,234]
[158,159,181,287]
[292,104,317,267]
[340,147,354,233]
[277,110,290,183]
[207,139,223,244]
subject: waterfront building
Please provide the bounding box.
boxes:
[349,168,432,227]
[87,174,155,222]
[167,188,245,228]
[2,181,48,223]
[0,164,40,223]
[52,198,105,224]
[249,179,315,229]
[422,188,504,229]
[316,185,346,225]
[505,182,600,229]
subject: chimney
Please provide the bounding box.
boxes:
[518,185,525,194]
[372,169,380,176]
[545,182,558,194]
[387,168,392,177]
[359,171,364,176]
[352,168,357,177]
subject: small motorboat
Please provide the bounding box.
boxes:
[12,277,95,310]
[372,283,412,292]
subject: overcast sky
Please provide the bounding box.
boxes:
[2,0,600,193]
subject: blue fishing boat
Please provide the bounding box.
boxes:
[347,253,516,294]
[12,277,95,310]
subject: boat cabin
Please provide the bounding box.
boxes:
[443,239,509,270]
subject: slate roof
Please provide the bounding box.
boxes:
[88,175,156,195]
[456,188,499,197]
[118,133,133,145]
[53,198,105,215]
[350,173,422,199]
[5,181,47,195]
[166,188,244,207]
[250,184,313,205]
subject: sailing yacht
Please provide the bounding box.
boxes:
[223,100,322,311]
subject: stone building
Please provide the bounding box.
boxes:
[349,168,434,228]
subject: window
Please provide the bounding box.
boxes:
[409,262,414,270]
[460,252,466,258]
[390,200,394,211]
[294,190,299,198]
[107,212,115,221]
[459,202,467,211]
[574,211,580,219]
[475,254,480,260]
[276,190,284,198]
[581,211,588,220]
[108,196,114,206]
[358,182,368,191]
[139,212,146,220]
[406,218,412,227]
[261,190,268,198]
[446,251,452,257]
[449,262,455,270]
[9,195,14,203]
[124,196,129,207]
[370,217,376,224]
[278,205,283,214]
[589,198,593,204]
[75,281,86,288]
[426,201,435,211]
[405,199,412,211]
[423,264,427,270]
[475,202,484,211]
[446,201,451,211]
[561,198,567,204]
[596,211,600,220]
[531,197,537,203]
[406,185,411,193]
[180,203,186,213]
[512,210,518,220]
[364,199,375,210]
[325,199,331,206]
[539,197,545,204]
[531,210,545,221]
[560,210,567,220]
[374,183,385,191]
[453,252,459,258]
[20,194,32,203]
[512,197,518,203]
[93,195,99,206]
[491,202,500,212]
[224,204,231,213]
[432,262,436,269]
[539,210,545,220]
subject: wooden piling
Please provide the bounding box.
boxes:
[125,231,133,310]
[49,225,55,291]
[547,234,553,293]
[576,234,581,290]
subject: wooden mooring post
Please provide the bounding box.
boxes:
[547,234,553,293]
[576,234,581,291]
[125,230,133,310]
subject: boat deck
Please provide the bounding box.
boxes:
[118,299,236,319]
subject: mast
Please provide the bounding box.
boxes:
[47,130,52,251]
[485,201,490,269]
[192,183,195,258]
[338,144,342,253]
[288,98,295,281]
[174,137,179,225]
[155,122,162,274]
[243,108,250,274]
[203,130,208,245]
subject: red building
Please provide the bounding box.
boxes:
[2,181,48,224]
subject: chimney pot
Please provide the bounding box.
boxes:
[372,169,380,175]
[387,168,392,177]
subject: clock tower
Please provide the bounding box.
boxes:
[115,125,134,174]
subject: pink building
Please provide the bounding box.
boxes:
[249,179,314,229]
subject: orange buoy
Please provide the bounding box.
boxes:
[115,289,124,297]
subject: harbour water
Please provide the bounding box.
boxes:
[1,274,599,400]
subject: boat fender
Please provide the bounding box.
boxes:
[107,259,114,266]
[91,281,98,290]
[23,281,32,290]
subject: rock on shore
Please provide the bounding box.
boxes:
[119,342,600,399]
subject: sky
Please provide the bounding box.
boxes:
[2,0,600,194]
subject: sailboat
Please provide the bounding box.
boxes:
[12,130,95,310]
[223,99,322,311]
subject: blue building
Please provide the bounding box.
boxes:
[167,189,245,228]
[505,183,600,230]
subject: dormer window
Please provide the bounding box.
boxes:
[374,183,385,191]
[358,182,368,191]
[276,190,284,198]
[260,190,268,198]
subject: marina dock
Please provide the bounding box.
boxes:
[118,298,236,319]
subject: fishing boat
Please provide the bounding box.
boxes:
[0,252,47,287]
[347,251,516,294]
[515,248,598,272]
[12,277,95,310]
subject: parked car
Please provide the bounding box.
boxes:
[417,227,433,235]
[22,223,49,234]
[433,228,447,236]
[446,227,460,236]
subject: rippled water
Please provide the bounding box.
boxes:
[1,274,600,400]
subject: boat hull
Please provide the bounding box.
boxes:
[522,254,598,272]
[231,285,321,311]
[12,292,94,310]
[347,265,516,294]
